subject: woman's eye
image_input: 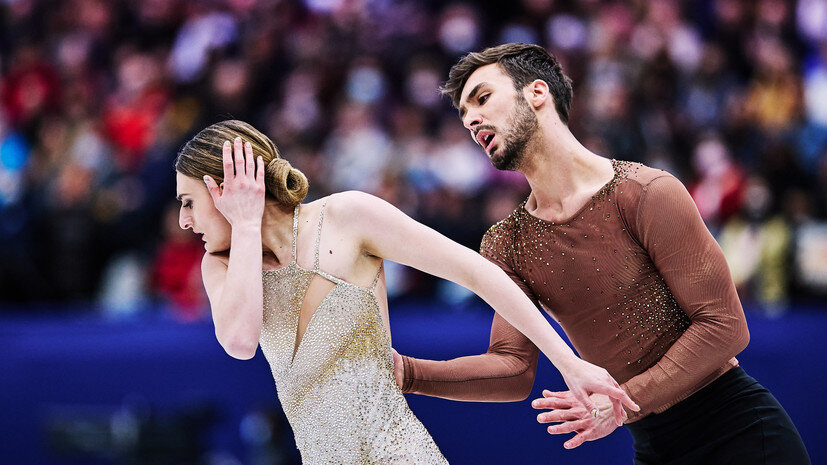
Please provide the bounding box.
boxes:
[479,94,489,104]
[183,201,193,209]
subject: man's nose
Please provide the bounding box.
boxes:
[463,111,482,130]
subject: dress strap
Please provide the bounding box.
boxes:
[370,260,383,290]
[291,205,299,264]
[313,200,328,271]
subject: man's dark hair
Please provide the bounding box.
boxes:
[441,43,573,124]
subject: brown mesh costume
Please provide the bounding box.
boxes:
[401,160,750,421]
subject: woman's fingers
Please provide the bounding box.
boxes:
[244,141,254,177]
[591,383,638,411]
[256,155,264,185]
[222,140,233,179]
[233,137,244,176]
[616,390,640,412]
[224,137,261,184]
[611,399,625,426]
[203,175,221,204]
[573,389,597,415]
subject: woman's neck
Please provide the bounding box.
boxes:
[260,199,296,262]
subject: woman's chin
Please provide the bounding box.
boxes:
[204,242,230,253]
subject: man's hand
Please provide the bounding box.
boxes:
[391,348,404,390]
[532,390,626,449]
[556,356,638,425]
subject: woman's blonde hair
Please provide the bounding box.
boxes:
[175,120,308,208]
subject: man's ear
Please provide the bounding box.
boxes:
[525,79,551,110]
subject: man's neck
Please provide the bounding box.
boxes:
[520,121,614,222]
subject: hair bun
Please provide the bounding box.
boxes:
[264,158,308,208]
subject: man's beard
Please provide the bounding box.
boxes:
[490,94,539,171]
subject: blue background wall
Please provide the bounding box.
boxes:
[1,304,822,464]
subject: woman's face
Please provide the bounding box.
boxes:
[176,172,232,253]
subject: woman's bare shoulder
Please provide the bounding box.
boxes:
[321,191,383,223]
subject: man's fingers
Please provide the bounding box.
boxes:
[391,349,404,389]
[532,396,576,410]
[547,418,590,435]
[537,410,583,424]
[222,140,233,179]
[542,390,569,399]
[564,429,595,449]
[244,141,254,177]
[233,137,244,175]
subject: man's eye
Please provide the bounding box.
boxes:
[479,94,489,104]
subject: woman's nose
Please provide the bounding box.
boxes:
[179,209,191,230]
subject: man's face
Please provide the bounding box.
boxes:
[458,63,539,171]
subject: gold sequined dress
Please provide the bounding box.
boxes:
[259,202,448,464]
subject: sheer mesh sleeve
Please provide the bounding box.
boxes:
[620,174,749,420]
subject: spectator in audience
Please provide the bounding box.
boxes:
[0,0,825,312]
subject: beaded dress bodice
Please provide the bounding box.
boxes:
[259,201,447,464]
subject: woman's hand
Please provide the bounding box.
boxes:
[557,357,639,426]
[204,137,265,228]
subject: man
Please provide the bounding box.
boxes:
[394,43,810,464]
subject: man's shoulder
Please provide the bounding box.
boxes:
[617,160,677,187]
[613,160,684,209]
[483,205,522,237]
[480,204,523,257]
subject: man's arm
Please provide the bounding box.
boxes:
[531,173,750,447]
[400,223,541,402]
[619,174,749,419]
[402,311,540,401]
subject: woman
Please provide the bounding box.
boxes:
[174,120,638,463]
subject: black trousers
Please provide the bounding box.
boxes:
[626,367,810,465]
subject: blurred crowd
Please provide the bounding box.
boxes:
[2,0,827,317]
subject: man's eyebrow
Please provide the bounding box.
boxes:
[458,82,486,118]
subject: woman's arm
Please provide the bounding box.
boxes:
[397,223,541,401]
[201,138,266,360]
[332,191,638,419]
[201,227,263,360]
